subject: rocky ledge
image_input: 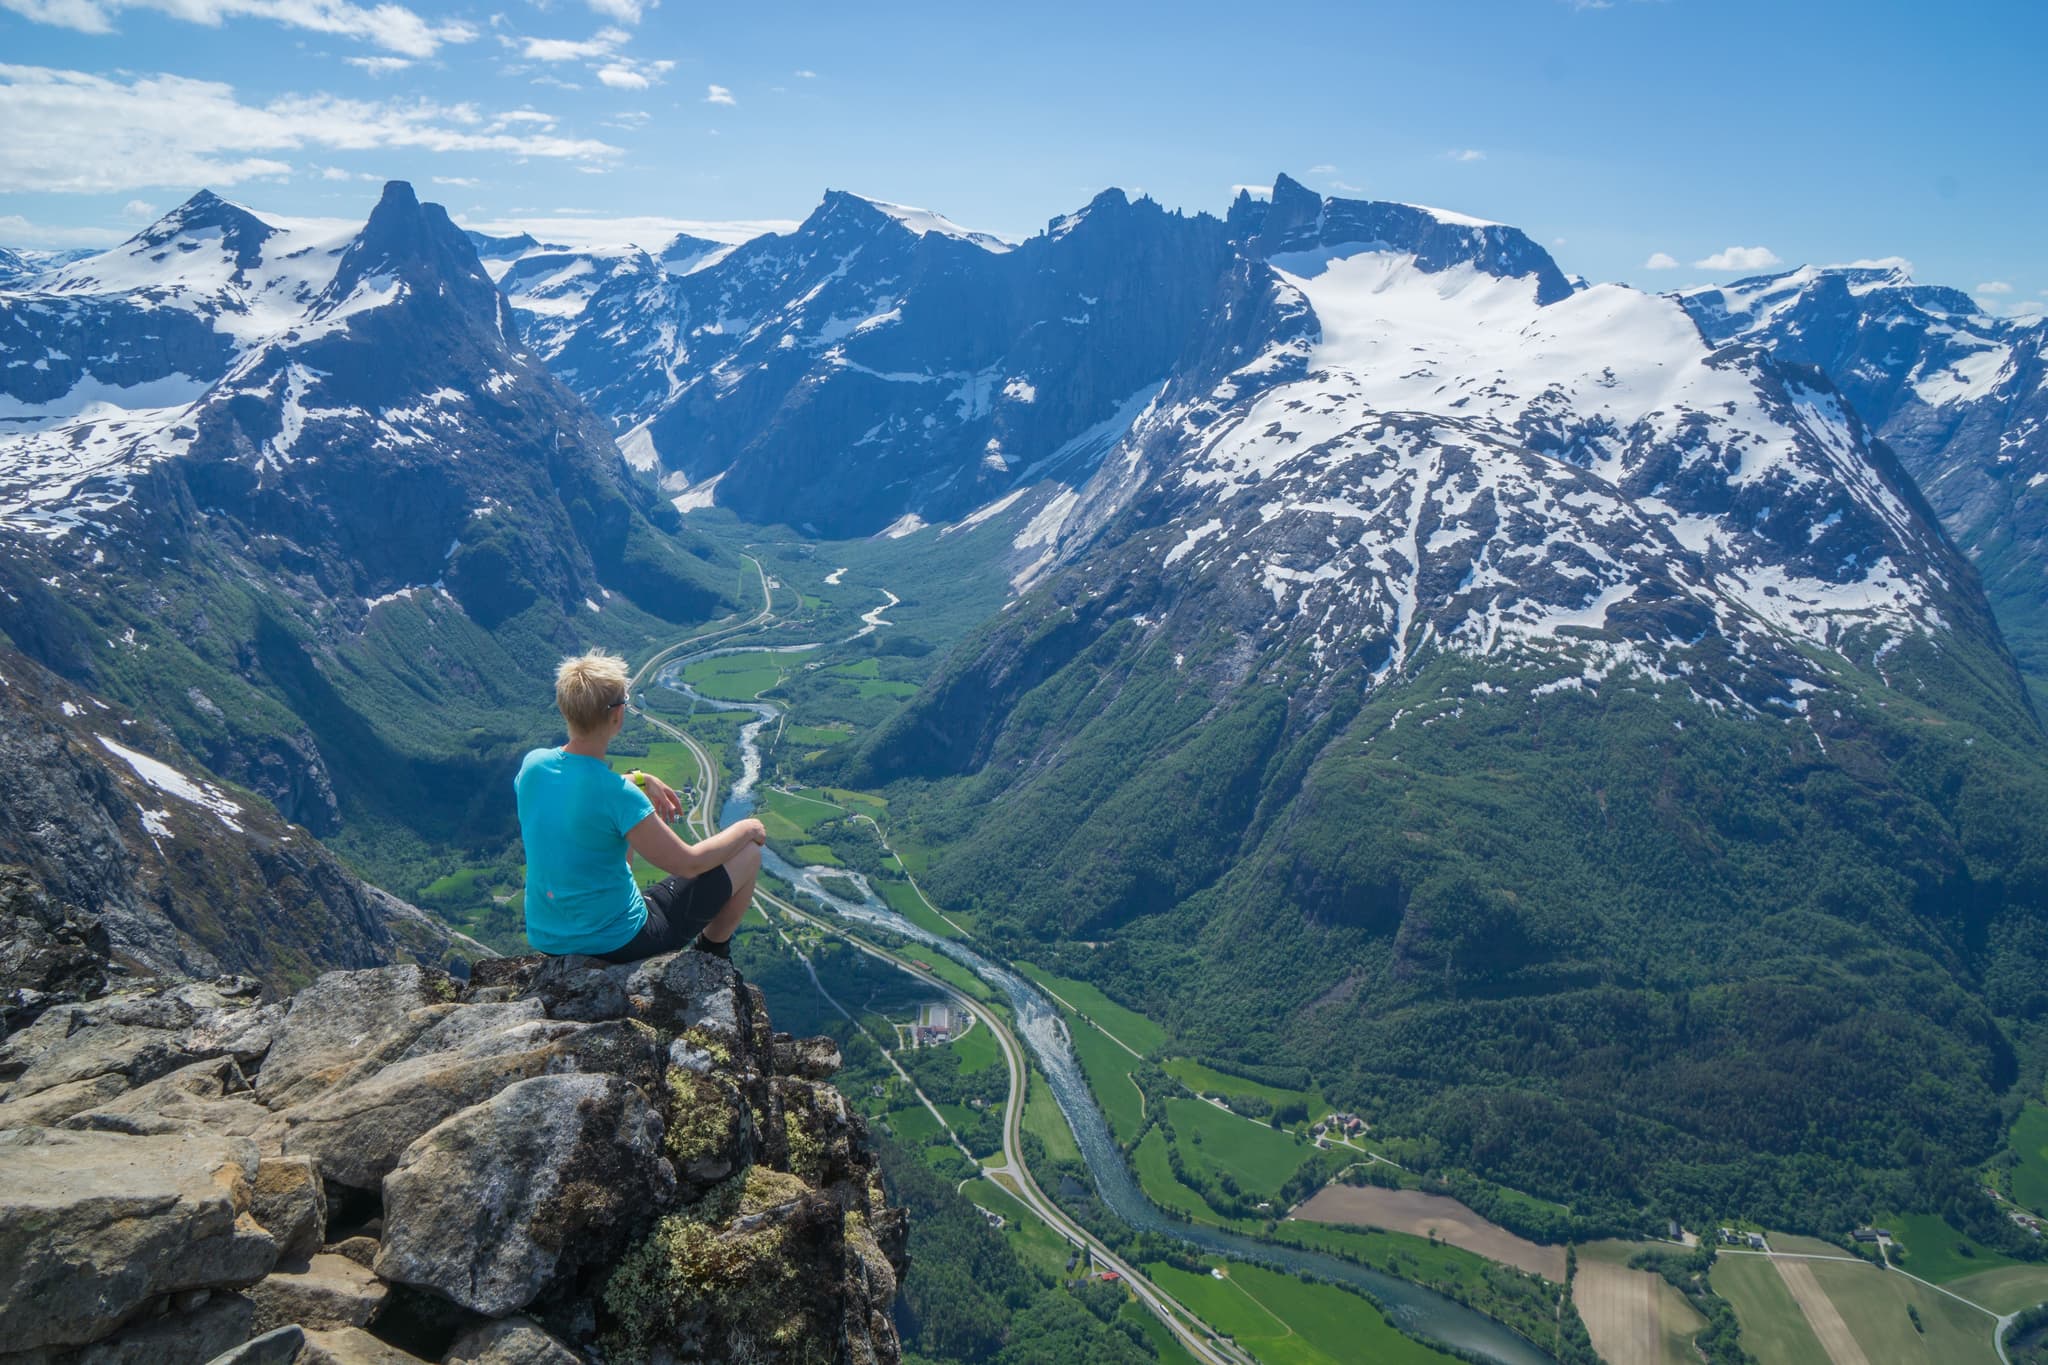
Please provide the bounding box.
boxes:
[0,953,906,1365]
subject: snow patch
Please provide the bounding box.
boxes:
[95,735,244,831]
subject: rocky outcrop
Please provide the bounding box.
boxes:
[0,952,904,1365]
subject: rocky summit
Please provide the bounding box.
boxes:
[0,953,905,1365]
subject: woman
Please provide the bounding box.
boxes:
[514,648,765,962]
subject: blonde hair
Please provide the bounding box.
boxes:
[555,649,629,735]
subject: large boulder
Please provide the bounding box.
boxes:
[375,1072,673,1315]
[246,1252,388,1334]
[0,1127,276,1351]
[443,1316,581,1365]
[255,965,455,1108]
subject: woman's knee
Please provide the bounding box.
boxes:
[731,840,762,881]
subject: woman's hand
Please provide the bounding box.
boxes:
[642,774,683,823]
[737,817,767,846]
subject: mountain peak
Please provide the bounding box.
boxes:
[321,180,500,322]
[809,190,1010,251]
[1245,173,1572,304]
[130,189,276,272]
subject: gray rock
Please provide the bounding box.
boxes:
[1,1022,190,1102]
[521,955,632,1022]
[0,1127,276,1351]
[773,1034,842,1080]
[247,1252,388,1334]
[202,1324,304,1365]
[324,1236,379,1270]
[375,1073,672,1316]
[443,1316,580,1365]
[256,966,454,1108]
[294,1327,431,1364]
[278,1017,660,1190]
[71,1289,253,1364]
[625,951,745,1044]
[247,1156,326,1259]
[0,1071,132,1126]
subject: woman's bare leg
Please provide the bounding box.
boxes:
[701,840,760,945]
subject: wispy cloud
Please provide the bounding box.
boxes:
[598,58,672,89]
[345,56,413,76]
[432,175,480,187]
[120,197,156,218]
[583,0,647,22]
[704,83,735,105]
[1329,180,1364,193]
[1308,163,1338,175]
[1445,148,1486,162]
[1643,251,1679,270]
[1975,280,2014,295]
[0,212,125,248]
[1229,183,1271,200]
[1693,245,1782,272]
[521,27,629,62]
[794,68,816,79]
[0,0,476,56]
[0,63,619,193]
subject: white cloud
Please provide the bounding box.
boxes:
[456,211,796,250]
[583,0,644,21]
[2003,300,2044,321]
[1445,148,1485,162]
[603,110,651,128]
[121,197,156,218]
[1974,280,2014,295]
[1229,183,1271,200]
[598,58,672,89]
[0,213,125,247]
[522,27,627,61]
[1831,255,1913,274]
[0,0,476,56]
[432,175,480,187]
[1328,179,1364,193]
[1307,163,1338,175]
[345,56,412,75]
[0,64,620,193]
[1693,245,1782,271]
[794,68,816,78]
[704,83,734,105]
[1643,251,1680,270]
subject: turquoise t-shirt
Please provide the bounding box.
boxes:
[514,747,655,954]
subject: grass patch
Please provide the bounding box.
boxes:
[883,1105,943,1148]
[1022,1067,1081,1165]
[2010,1104,2048,1217]
[791,842,842,866]
[961,1178,1076,1281]
[1145,1260,1457,1365]
[1016,963,1166,1055]
[1946,1262,2048,1315]
[1164,1058,1327,1121]
[1134,1127,1215,1221]
[681,649,811,701]
[1885,1212,2028,1283]
[783,723,853,747]
[1167,1096,1311,1199]
[1808,1257,1999,1365]
[875,876,963,940]
[946,1015,1000,1076]
[1119,1299,1200,1365]
[1711,1253,1828,1365]
[1068,1015,1147,1144]
[895,944,997,1004]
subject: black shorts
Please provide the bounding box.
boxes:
[595,864,734,964]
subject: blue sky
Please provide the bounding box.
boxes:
[1,0,2041,309]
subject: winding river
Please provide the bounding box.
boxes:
[655,650,1554,1365]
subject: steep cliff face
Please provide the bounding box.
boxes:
[0,952,903,1365]
[0,642,461,1020]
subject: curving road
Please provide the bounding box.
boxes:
[628,560,1255,1365]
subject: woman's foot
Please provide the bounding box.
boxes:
[690,932,731,960]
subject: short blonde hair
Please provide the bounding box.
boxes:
[556,649,629,734]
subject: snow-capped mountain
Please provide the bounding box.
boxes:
[0,183,735,827]
[1679,265,2048,683]
[470,227,736,371]
[526,187,1235,536]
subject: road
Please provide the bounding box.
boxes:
[627,567,1254,1365]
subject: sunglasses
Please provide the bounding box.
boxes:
[609,694,634,710]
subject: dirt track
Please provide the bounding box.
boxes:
[1776,1259,1872,1365]
[1290,1185,1568,1279]
[1573,1259,1659,1364]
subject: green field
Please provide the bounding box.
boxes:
[1134,1128,1215,1221]
[945,1015,1001,1076]
[884,1104,943,1148]
[1163,1059,1327,1121]
[782,723,853,747]
[1022,1068,1082,1165]
[1146,1260,1456,1365]
[1068,1016,1147,1143]
[895,944,998,1004]
[681,649,812,701]
[1809,1258,1997,1365]
[760,786,840,843]
[791,842,842,866]
[1947,1262,2048,1314]
[1167,1097,1310,1199]
[1885,1213,2030,1283]
[1016,963,1167,1055]
[1119,1300,1199,1365]
[608,740,704,796]
[875,876,964,940]
[2009,1105,2048,1217]
[1711,1254,1828,1365]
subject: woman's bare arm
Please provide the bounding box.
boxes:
[626,815,767,880]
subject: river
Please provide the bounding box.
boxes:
[655,661,1554,1365]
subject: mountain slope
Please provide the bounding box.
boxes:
[0,185,740,853]
[840,177,2048,1222]
[0,641,462,1017]
[1680,265,2048,689]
